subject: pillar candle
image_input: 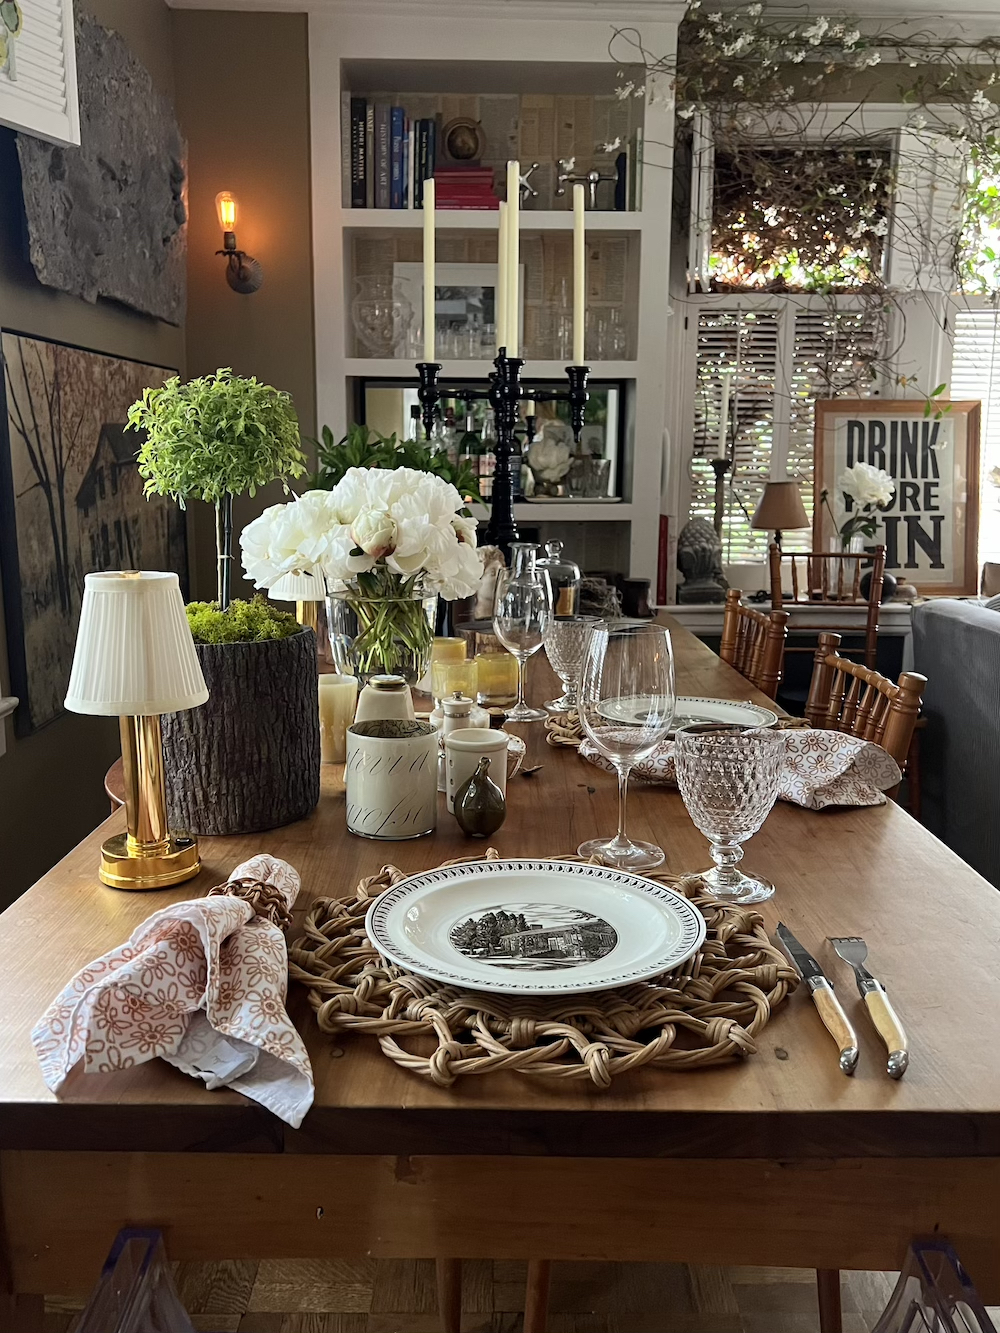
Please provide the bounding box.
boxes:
[423,178,436,362]
[573,183,586,365]
[505,161,520,357]
[496,200,509,353]
[318,673,358,764]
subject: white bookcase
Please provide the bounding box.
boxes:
[309,4,686,583]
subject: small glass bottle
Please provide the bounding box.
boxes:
[479,410,497,501]
[537,539,582,618]
[458,405,480,483]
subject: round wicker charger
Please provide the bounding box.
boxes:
[288,851,799,1088]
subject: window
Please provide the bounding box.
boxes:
[689,300,884,562]
[950,304,1000,564]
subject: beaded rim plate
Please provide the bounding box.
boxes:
[365,858,707,995]
[599,695,778,731]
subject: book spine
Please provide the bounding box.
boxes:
[390,106,405,209]
[406,124,415,208]
[415,120,428,208]
[427,118,437,185]
[341,91,352,207]
[350,97,366,208]
[375,104,391,209]
[365,103,375,208]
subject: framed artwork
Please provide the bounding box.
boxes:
[393,261,525,355]
[814,398,981,597]
[0,332,187,735]
[0,0,80,145]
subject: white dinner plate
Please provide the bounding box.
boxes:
[365,858,707,995]
[598,695,778,732]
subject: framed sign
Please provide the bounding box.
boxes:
[814,399,981,596]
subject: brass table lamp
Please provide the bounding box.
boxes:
[65,571,209,890]
[751,480,810,550]
[268,568,323,633]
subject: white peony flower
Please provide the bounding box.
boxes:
[240,490,341,590]
[351,508,397,560]
[838,462,895,510]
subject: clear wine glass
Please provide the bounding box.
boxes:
[493,543,552,723]
[577,620,675,870]
[543,615,599,713]
[673,723,783,904]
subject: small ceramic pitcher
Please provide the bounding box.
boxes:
[346,719,436,839]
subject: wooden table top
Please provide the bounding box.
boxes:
[3,616,999,1161]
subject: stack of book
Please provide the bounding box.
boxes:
[433,166,498,211]
[343,97,442,209]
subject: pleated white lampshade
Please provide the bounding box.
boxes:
[268,569,323,602]
[65,571,209,716]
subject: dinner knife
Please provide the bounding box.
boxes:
[775,924,859,1075]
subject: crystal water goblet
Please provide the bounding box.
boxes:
[673,723,783,904]
[543,615,598,713]
[577,620,675,870]
[493,543,552,723]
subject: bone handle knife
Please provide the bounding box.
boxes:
[861,985,909,1079]
[811,982,860,1075]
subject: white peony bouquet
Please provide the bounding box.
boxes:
[821,461,895,549]
[240,467,484,679]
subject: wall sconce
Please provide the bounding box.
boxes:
[215,191,264,294]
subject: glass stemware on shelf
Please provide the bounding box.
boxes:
[543,615,598,714]
[492,543,553,724]
[577,620,675,870]
[673,723,783,904]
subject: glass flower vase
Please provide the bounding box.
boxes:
[326,576,437,686]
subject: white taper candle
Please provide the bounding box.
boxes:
[423,178,436,362]
[496,200,509,354]
[506,161,520,357]
[717,372,732,458]
[573,183,586,365]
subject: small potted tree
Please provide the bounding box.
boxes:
[127,369,320,835]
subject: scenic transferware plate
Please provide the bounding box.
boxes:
[598,695,778,732]
[364,859,706,995]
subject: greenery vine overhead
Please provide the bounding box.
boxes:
[611,2,1000,297]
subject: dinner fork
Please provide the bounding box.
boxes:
[829,936,909,1079]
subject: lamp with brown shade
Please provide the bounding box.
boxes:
[751,480,809,550]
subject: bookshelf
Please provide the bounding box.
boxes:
[309,5,685,584]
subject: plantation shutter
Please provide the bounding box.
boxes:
[950,306,1000,564]
[0,0,80,147]
[690,303,882,562]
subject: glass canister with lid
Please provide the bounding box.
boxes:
[536,539,581,618]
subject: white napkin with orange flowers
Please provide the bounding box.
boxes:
[581,729,902,809]
[32,854,313,1127]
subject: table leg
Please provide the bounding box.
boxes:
[817,1267,843,1333]
[435,1257,462,1333]
[524,1259,552,1333]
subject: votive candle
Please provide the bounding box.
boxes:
[475,651,519,704]
[318,673,358,764]
[431,636,467,665]
[432,658,478,705]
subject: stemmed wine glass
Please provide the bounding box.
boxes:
[493,543,553,723]
[673,723,783,903]
[543,615,598,713]
[577,620,675,870]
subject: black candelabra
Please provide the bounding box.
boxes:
[416,349,589,554]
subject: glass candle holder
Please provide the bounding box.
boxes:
[431,637,467,665]
[475,651,519,707]
[431,658,478,706]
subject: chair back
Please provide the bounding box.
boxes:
[804,631,926,769]
[769,543,885,668]
[719,589,788,699]
[981,561,1000,596]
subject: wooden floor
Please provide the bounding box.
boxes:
[41,1259,948,1332]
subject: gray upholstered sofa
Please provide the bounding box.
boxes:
[911,599,1000,887]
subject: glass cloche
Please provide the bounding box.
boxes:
[536,539,581,618]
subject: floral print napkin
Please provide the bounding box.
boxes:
[580,730,902,809]
[32,854,313,1127]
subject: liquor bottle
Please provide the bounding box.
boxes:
[457,405,480,484]
[406,403,422,442]
[479,410,497,501]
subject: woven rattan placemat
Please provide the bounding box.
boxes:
[288,851,798,1087]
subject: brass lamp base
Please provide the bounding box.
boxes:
[99,832,201,891]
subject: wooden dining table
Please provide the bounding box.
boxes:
[3,616,1000,1324]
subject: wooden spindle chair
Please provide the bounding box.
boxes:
[804,631,926,772]
[769,543,885,669]
[719,589,788,700]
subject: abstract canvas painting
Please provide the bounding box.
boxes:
[0,332,186,734]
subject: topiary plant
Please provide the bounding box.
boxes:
[127,369,306,610]
[185,597,301,645]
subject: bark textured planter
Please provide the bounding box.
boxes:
[162,628,320,836]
